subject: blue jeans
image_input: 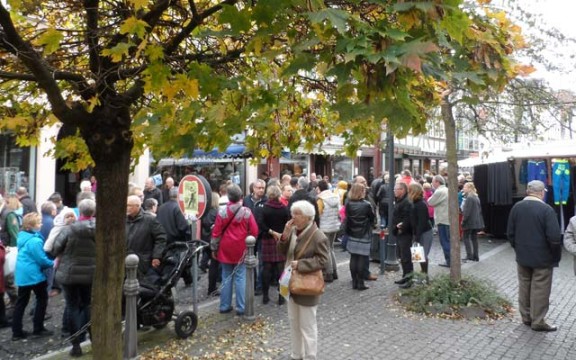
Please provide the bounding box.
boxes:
[220,263,246,313]
[437,224,451,265]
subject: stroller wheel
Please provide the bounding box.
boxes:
[175,311,198,339]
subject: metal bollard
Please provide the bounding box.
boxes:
[244,236,257,321]
[379,225,387,274]
[124,254,139,360]
[384,233,400,272]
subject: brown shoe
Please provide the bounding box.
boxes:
[366,274,378,281]
[531,323,557,332]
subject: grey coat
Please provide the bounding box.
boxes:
[461,194,484,230]
[52,219,96,285]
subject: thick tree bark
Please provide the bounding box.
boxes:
[82,105,133,359]
[441,94,461,283]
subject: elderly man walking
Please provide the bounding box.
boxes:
[507,180,561,332]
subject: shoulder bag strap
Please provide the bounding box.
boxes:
[220,205,242,238]
[295,229,318,260]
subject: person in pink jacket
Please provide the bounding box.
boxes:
[210,184,258,316]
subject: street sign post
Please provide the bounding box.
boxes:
[177,175,212,219]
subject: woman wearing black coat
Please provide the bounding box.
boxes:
[409,183,433,282]
[344,183,375,290]
[200,193,220,296]
[52,199,96,357]
[259,186,290,304]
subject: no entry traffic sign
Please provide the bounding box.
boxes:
[177,175,212,219]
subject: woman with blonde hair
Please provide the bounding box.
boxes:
[12,212,54,341]
[461,182,484,261]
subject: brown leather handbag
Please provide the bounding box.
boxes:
[289,229,325,296]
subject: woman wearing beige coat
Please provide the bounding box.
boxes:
[278,200,329,360]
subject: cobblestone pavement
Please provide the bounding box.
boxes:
[2,234,576,359]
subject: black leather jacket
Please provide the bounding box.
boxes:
[344,199,375,239]
[392,194,412,237]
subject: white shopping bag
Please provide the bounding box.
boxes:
[411,242,426,263]
[4,246,18,276]
[278,266,292,301]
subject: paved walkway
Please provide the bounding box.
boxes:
[3,235,576,359]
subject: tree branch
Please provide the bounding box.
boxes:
[0,4,73,121]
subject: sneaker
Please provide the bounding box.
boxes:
[32,328,54,338]
[219,308,233,314]
[70,343,83,357]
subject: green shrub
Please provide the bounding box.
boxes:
[398,274,512,319]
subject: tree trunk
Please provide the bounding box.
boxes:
[441,94,461,283]
[82,107,133,359]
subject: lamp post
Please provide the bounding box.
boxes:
[384,129,399,272]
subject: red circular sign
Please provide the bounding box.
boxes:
[177,175,212,219]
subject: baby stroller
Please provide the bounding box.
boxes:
[137,240,207,338]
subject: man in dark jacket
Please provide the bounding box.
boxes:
[126,195,167,279]
[391,182,413,288]
[16,187,37,216]
[156,187,193,285]
[243,179,267,294]
[52,198,96,357]
[156,188,190,244]
[507,180,561,332]
[144,177,164,206]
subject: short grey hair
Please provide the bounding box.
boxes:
[227,184,243,203]
[41,201,57,215]
[297,177,309,190]
[78,198,96,217]
[266,185,281,200]
[290,200,315,220]
[433,175,445,185]
[169,186,179,199]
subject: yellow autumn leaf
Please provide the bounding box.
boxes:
[33,28,63,55]
[119,16,149,38]
[162,82,179,101]
[86,96,100,113]
[128,0,148,10]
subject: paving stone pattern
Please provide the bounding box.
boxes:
[2,235,576,359]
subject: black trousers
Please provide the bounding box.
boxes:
[350,254,369,288]
[262,261,283,296]
[12,280,48,336]
[63,284,92,345]
[396,234,414,277]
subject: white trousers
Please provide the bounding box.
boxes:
[287,297,318,360]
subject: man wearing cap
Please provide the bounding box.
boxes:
[507,180,561,332]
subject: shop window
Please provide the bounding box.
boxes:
[0,134,31,196]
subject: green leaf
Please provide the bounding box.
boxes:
[101,42,134,62]
[441,12,471,45]
[34,28,63,55]
[307,9,350,34]
[219,5,251,33]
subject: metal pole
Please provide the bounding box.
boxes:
[244,235,257,321]
[384,130,399,272]
[190,220,199,314]
[123,254,139,360]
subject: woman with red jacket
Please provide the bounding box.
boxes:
[210,184,259,316]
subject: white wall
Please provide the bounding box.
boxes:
[35,124,59,206]
[129,148,151,188]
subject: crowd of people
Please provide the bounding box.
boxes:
[4,167,562,360]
